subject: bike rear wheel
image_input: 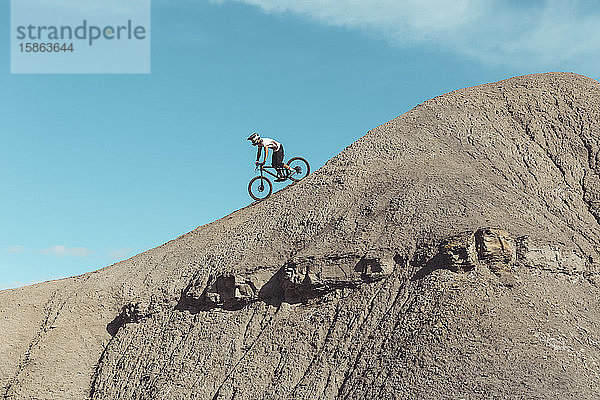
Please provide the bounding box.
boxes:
[248,176,273,201]
[287,157,310,182]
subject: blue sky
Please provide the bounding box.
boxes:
[1,0,599,289]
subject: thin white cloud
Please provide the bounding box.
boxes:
[39,245,94,257]
[4,245,27,254]
[211,0,600,70]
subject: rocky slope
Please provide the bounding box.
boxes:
[2,72,600,399]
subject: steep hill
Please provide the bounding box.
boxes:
[2,72,600,399]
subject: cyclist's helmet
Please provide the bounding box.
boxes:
[247,133,261,145]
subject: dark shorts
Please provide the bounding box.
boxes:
[272,145,284,168]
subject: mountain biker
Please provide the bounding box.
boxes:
[247,133,292,182]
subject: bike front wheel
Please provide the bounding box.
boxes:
[248,176,273,201]
[287,157,310,182]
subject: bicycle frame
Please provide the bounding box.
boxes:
[256,165,282,179]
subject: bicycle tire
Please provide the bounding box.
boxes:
[248,176,273,201]
[287,157,310,182]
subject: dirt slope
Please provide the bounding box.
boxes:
[2,72,600,399]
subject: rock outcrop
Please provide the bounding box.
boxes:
[2,72,600,399]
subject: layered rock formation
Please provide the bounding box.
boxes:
[1,72,600,399]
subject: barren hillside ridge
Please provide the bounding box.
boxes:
[2,72,600,399]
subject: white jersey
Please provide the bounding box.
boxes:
[261,138,281,152]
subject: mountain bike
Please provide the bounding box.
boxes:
[248,157,310,201]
